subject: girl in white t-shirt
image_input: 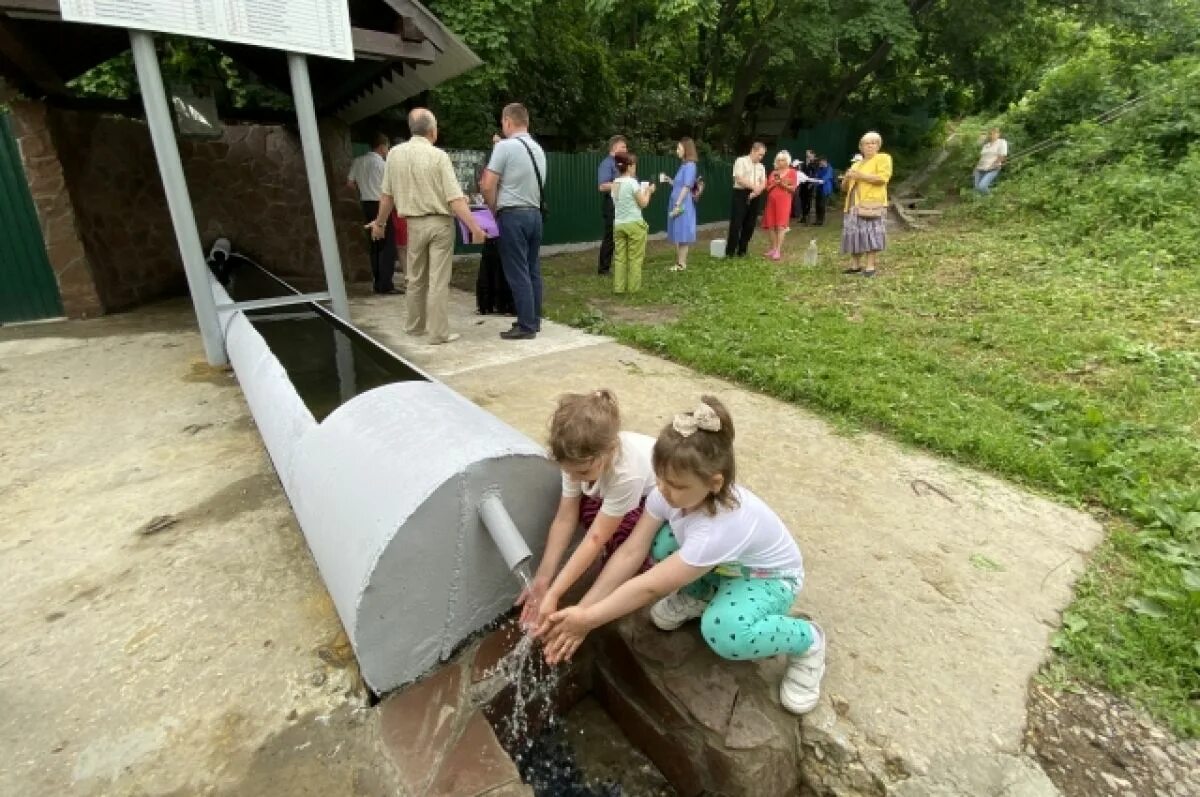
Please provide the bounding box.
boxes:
[538,395,826,715]
[517,389,657,630]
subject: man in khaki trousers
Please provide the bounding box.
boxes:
[369,109,485,344]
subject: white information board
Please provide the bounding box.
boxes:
[60,0,354,61]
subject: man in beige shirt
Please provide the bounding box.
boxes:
[370,109,485,344]
[725,142,766,257]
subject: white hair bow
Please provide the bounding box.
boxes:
[672,403,721,437]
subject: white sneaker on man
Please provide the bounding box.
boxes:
[780,623,826,715]
[650,591,708,630]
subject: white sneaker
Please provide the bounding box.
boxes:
[649,591,708,630]
[780,623,826,715]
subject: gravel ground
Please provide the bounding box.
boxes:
[1026,682,1199,797]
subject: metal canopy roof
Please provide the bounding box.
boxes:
[0,0,479,122]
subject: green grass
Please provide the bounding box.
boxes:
[536,219,1200,736]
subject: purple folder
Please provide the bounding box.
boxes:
[457,207,500,244]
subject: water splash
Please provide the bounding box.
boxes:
[482,630,622,796]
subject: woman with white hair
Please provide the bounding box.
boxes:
[759,150,798,261]
[840,131,892,277]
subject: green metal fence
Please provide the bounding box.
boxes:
[777,119,859,168]
[0,110,62,324]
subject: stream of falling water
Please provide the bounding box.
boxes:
[483,571,623,796]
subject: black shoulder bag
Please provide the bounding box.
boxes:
[514,136,549,220]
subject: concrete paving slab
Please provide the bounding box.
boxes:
[351,292,608,380]
[0,303,401,796]
[359,289,1101,794]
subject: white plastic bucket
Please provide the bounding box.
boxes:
[710,239,727,258]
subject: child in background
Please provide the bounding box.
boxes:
[610,152,655,294]
[538,396,827,715]
[516,390,657,629]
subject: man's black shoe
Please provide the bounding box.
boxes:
[500,328,536,340]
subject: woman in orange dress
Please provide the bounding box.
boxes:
[760,151,797,261]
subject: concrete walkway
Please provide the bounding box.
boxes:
[0,289,1103,795]
[356,289,1103,795]
[0,303,400,796]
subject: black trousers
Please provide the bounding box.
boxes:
[798,184,814,220]
[725,188,763,257]
[361,200,396,292]
[476,238,514,314]
[598,194,615,274]
[813,191,828,225]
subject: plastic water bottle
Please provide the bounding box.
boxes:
[804,239,819,266]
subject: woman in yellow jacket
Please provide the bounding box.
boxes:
[840,131,892,277]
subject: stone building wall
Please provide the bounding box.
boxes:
[47,109,370,312]
[8,101,103,318]
[9,99,370,317]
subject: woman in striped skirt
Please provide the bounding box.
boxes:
[840,131,893,277]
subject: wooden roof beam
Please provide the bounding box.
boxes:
[351,26,435,63]
[0,0,58,19]
[385,0,447,52]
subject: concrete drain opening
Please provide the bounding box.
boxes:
[211,262,805,796]
[381,611,808,797]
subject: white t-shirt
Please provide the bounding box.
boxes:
[348,151,386,201]
[562,431,656,517]
[645,484,804,581]
[976,138,1009,171]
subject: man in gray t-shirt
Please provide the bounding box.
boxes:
[481,103,547,340]
[486,131,546,212]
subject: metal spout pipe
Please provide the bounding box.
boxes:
[478,493,533,573]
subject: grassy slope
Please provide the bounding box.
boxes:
[531,209,1199,735]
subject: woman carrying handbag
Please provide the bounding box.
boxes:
[840,131,893,277]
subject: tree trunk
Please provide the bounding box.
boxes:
[818,0,936,120]
[724,43,771,151]
[819,39,895,120]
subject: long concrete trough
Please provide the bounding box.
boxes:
[210,275,559,693]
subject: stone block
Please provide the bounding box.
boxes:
[663,662,738,735]
[704,739,801,797]
[725,691,780,750]
[595,626,689,730]
[802,704,858,766]
[379,661,465,795]
[593,667,707,797]
[427,712,522,797]
[629,612,702,669]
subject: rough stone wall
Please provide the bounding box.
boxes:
[8,101,103,318]
[42,108,369,313]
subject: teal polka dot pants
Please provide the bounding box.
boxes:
[652,524,816,660]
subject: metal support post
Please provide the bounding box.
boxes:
[129,30,227,365]
[287,52,351,321]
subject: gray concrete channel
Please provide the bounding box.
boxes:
[212,264,559,695]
